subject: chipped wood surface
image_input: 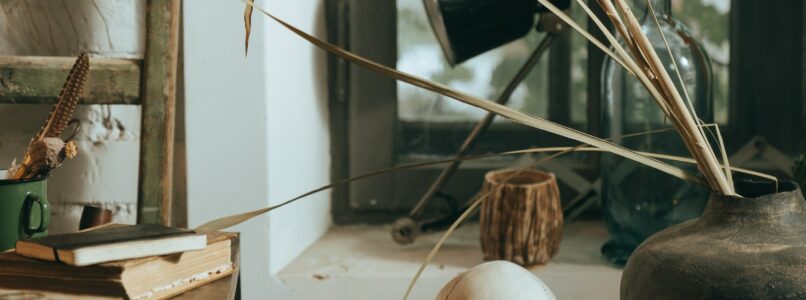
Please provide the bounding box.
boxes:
[137,0,180,225]
[480,169,563,266]
[0,56,141,104]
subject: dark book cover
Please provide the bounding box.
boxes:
[19,224,196,250]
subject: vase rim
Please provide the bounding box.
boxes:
[699,180,804,226]
[484,168,556,188]
[723,179,801,200]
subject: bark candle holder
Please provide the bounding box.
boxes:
[480,169,562,266]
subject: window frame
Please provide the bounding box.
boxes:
[327,0,607,223]
[327,0,806,223]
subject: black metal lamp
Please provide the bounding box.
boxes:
[424,0,571,65]
[391,0,574,245]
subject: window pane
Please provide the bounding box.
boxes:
[569,4,589,125]
[394,0,730,159]
[397,0,549,123]
[672,0,731,124]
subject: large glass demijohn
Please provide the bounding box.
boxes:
[600,0,713,265]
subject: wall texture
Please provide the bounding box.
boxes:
[0,0,144,58]
[185,0,331,298]
[264,0,331,275]
[1,1,329,298]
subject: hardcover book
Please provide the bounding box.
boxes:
[0,230,236,300]
[15,224,206,266]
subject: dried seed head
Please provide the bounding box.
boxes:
[65,141,79,159]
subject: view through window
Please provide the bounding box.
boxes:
[396,0,731,158]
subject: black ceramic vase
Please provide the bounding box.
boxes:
[622,179,806,299]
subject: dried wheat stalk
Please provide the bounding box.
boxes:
[645,0,735,190]
[540,0,736,196]
[196,122,770,233]
[201,0,732,232]
[242,1,709,188]
[221,2,760,298]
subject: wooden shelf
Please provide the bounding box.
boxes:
[0,56,141,105]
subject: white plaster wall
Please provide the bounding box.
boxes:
[263,0,332,276]
[184,1,271,298]
[0,0,145,233]
[0,0,331,297]
[184,0,331,298]
[0,0,145,58]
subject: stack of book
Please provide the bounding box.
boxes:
[0,224,237,299]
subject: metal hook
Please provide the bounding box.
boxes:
[63,119,81,143]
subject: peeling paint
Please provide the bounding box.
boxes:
[78,105,140,142]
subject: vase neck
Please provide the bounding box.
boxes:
[701,180,806,226]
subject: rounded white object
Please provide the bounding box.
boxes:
[436,261,557,300]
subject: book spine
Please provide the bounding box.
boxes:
[0,275,127,297]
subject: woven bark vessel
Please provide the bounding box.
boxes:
[622,179,806,299]
[480,169,562,266]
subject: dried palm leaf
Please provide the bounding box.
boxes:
[196,123,772,232]
[199,0,746,234]
[218,3,766,298]
[645,0,734,189]
[616,0,734,195]
[403,146,581,299]
[404,192,485,300]
[242,0,703,186]
[244,0,254,55]
[540,0,735,195]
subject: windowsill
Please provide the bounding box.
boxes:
[278,221,622,299]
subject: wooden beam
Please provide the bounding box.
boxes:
[729,0,804,154]
[548,25,572,125]
[586,0,609,167]
[327,0,353,223]
[803,1,806,145]
[138,0,180,225]
[0,56,141,105]
[586,0,608,138]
